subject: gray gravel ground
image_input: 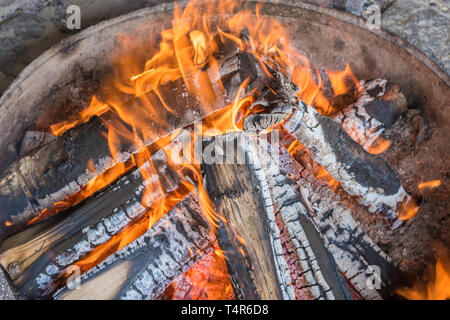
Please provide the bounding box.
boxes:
[0,268,14,300]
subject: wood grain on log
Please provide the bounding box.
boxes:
[54,192,215,300]
[203,133,355,300]
[202,137,283,300]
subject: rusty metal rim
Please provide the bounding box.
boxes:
[1,0,448,105]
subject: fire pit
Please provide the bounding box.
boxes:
[0,0,448,300]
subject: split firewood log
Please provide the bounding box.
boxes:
[283,105,410,219]
[54,191,214,300]
[203,133,353,300]
[240,62,412,220]
[202,135,284,299]
[277,141,408,299]
[0,148,184,299]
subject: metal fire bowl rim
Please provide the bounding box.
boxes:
[0,0,448,102]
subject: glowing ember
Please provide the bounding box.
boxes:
[285,138,340,192]
[161,244,234,300]
[366,136,391,155]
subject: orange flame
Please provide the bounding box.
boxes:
[326,63,359,96]
[50,96,109,136]
[28,160,135,225]
[397,260,450,300]
[418,180,441,191]
[162,244,234,300]
[45,0,368,294]
[397,196,419,221]
[68,184,193,274]
[366,136,391,154]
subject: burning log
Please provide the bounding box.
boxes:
[283,103,410,219]
[238,60,413,220]
[202,136,283,299]
[203,133,355,300]
[0,47,245,238]
[0,148,184,299]
[332,79,408,154]
[237,61,412,220]
[278,142,407,299]
[54,192,214,300]
[0,118,113,232]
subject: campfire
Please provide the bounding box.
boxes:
[0,0,448,300]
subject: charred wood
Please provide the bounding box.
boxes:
[204,133,353,300]
[0,47,248,237]
[238,60,413,220]
[202,136,283,299]
[0,148,182,299]
[332,79,407,152]
[54,192,214,300]
[278,142,407,299]
[283,104,410,219]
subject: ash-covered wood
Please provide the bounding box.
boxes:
[19,131,56,157]
[278,142,406,299]
[0,149,182,299]
[283,104,410,219]
[54,192,214,300]
[243,109,290,133]
[332,79,407,152]
[0,46,263,237]
[203,133,357,300]
[245,135,354,300]
[0,118,112,233]
[235,58,413,220]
